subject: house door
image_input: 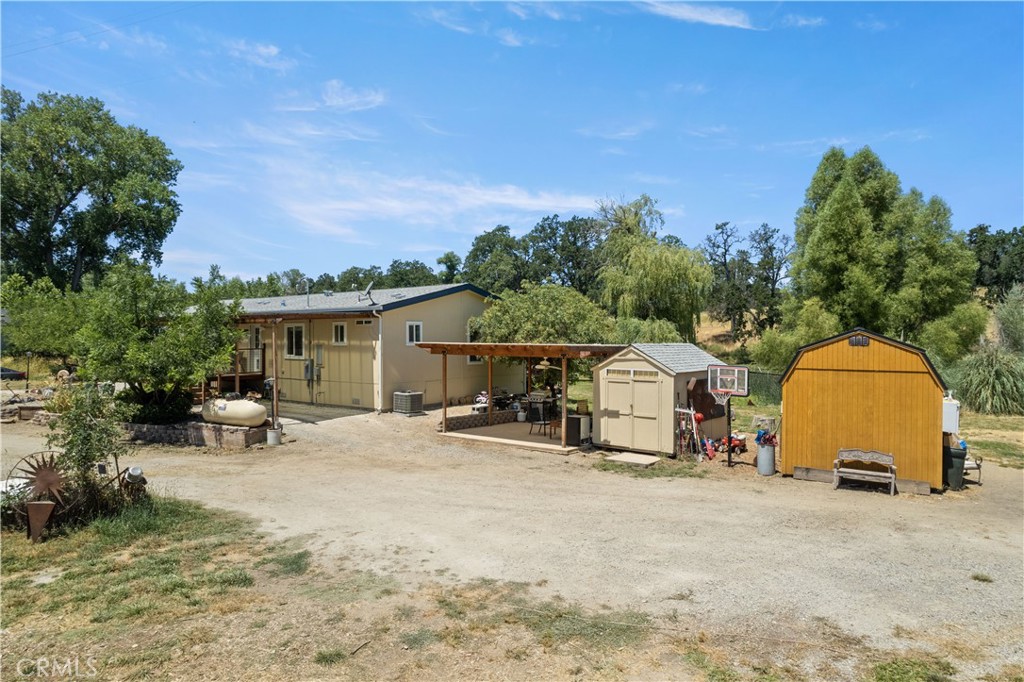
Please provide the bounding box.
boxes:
[601,368,662,452]
[243,326,262,373]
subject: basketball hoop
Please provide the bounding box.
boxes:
[711,390,734,407]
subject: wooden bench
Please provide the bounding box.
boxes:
[833,449,897,496]
[964,455,983,484]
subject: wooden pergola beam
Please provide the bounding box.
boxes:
[416,342,626,359]
[421,342,626,446]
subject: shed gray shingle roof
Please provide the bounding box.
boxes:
[631,343,724,374]
[233,283,491,316]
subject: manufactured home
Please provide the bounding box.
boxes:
[223,283,519,411]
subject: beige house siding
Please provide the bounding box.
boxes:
[256,289,520,411]
[381,293,520,409]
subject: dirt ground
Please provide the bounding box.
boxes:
[2,407,1022,680]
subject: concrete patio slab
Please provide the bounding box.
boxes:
[604,452,661,467]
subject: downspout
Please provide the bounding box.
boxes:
[372,309,383,413]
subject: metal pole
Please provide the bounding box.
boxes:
[25,351,31,391]
[727,397,733,467]
[271,322,280,428]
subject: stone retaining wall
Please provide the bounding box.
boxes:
[29,411,266,449]
[122,421,268,449]
[445,409,519,431]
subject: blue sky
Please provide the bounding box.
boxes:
[3,1,1022,285]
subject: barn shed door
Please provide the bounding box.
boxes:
[601,368,662,451]
[603,370,633,447]
[631,370,661,452]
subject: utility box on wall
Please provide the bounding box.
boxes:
[942,398,960,434]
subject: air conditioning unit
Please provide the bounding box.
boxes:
[393,391,424,415]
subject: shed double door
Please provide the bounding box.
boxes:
[602,369,661,452]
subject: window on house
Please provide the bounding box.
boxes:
[285,325,305,358]
[406,321,423,346]
[332,322,347,345]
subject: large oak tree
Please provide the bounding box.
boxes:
[1,87,182,291]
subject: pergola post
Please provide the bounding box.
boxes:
[487,355,494,425]
[560,355,568,448]
[271,321,280,428]
[441,351,448,433]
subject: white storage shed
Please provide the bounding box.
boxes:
[592,343,727,455]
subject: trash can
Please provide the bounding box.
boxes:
[943,445,966,491]
[757,445,776,476]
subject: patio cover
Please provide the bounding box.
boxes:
[416,343,627,448]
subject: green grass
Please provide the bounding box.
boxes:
[971,573,994,583]
[871,657,956,682]
[258,549,311,576]
[967,439,1024,468]
[1,495,266,678]
[683,645,741,682]
[313,648,348,666]
[595,458,707,479]
[512,600,651,650]
[399,627,440,649]
[959,411,1024,433]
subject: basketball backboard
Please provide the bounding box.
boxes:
[707,364,749,397]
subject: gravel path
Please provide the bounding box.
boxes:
[2,410,1022,677]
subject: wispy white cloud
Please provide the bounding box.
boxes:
[754,136,851,155]
[641,2,756,30]
[225,39,296,72]
[667,82,708,95]
[321,79,387,112]
[856,16,894,32]
[265,160,597,243]
[577,121,654,140]
[506,3,575,21]
[416,116,459,137]
[781,14,826,29]
[421,6,536,47]
[627,172,677,185]
[880,128,930,142]
[686,125,729,139]
[601,147,629,156]
[424,7,476,35]
[495,28,526,47]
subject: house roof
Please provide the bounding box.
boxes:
[232,283,493,319]
[630,343,725,374]
[780,327,947,390]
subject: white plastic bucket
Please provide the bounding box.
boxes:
[267,428,282,446]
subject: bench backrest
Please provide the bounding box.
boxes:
[837,449,894,467]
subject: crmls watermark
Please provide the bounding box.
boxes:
[15,657,98,678]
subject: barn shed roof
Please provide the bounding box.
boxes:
[780,328,946,390]
[626,343,724,374]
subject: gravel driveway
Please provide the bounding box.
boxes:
[3,409,1022,677]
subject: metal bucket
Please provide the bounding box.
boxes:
[757,445,776,476]
[267,428,282,446]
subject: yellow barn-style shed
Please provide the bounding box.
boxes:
[780,328,947,492]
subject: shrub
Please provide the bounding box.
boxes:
[951,344,1024,415]
[995,284,1024,354]
[115,387,194,424]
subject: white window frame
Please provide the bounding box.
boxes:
[332,321,348,346]
[285,324,306,359]
[406,321,423,346]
